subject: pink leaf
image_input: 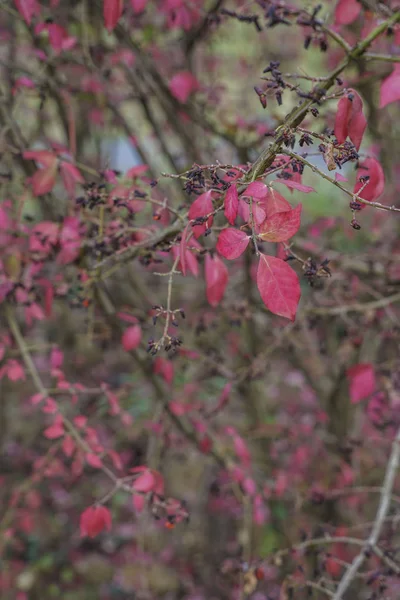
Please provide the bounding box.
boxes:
[224,184,239,225]
[335,0,362,25]
[154,357,174,385]
[380,64,400,108]
[62,435,75,458]
[216,228,250,260]
[104,0,123,32]
[122,325,142,351]
[60,162,84,197]
[6,359,25,381]
[274,179,315,193]
[347,363,376,403]
[188,191,214,238]
[86,453,103,469]
[335,96,351,144]
[31,163,58,196]
[169,71,199,103]
[132,493,146,512]
[44,415,65,439]
[80,505,111,538]
[347,91,367,150]
[133,470,156,493]
[262,188,292,218]
[50,347,63,369]
[245,181,268,199]
[23,150,56,168]
[335,172,348,182]
[131,0,147,13]
[258,204,302,243]
[14,0,40,25]
[233,435,251,468]
[354,157,385,205]
[42,398,58,414]
[205,254,228,307]
[257,254,301,321]
[179,223,190,276]
[215,382,232,413]
[30,393,45,405]
[334,90,366,150]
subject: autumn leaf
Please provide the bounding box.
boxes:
[216,228,250,260]
[189,191,214,238]
[224,184,239,225]
[354,157,385,205]
[258,204,302,243]
[380,64,400,108]
[334,0,361,25]
[103,0,123,32]
[257,254,300,321]
[334,90,367,150]
[205,254,228,307]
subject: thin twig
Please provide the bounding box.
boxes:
[332,426,400,599]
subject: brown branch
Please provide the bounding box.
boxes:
[282,150,400,213]
[307,292,400,315]
[243,10,400,183]
[332,426,400,599]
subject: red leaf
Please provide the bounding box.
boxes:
[262,188,292,218]
[347,91,367,150]
[86,453,103,469]
[179,223,190,276]
[205,254,228,307]
[31,163,58,196]
[239,200,266,226]
[189,191,214,238]
[334,90,366,150]
[216,228,250,260]
[23,151,56,168]
[274,179,315,193]
[60,162,84,197]
[133,470,156,493]
[122,325,142,351]
[80,505,111,538]
[104,0,123,32]
[257,254,300,321]
[334,96,352,144]
[380,64,400,108]
[259,204,302,242]
[335,0,361,25]
[347,363,376,403]
[354,157,385,205]
[62,435,75,458]
[14,0,40,25]
[233,434,251,467]
[245,181,268,199]
[154,357,174,385]
[224,184,239,225]
[6,359,25,381]
[169,72,199,103]
[131,0,147,13]
[44,415,65,439]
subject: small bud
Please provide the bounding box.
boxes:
[351,218,361,230]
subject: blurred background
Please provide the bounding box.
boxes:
[0,0,400,598]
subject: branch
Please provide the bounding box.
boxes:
[243,10,400,183]
[281,150,400,213]
[307,292,400,315]
[332,426,400,599]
